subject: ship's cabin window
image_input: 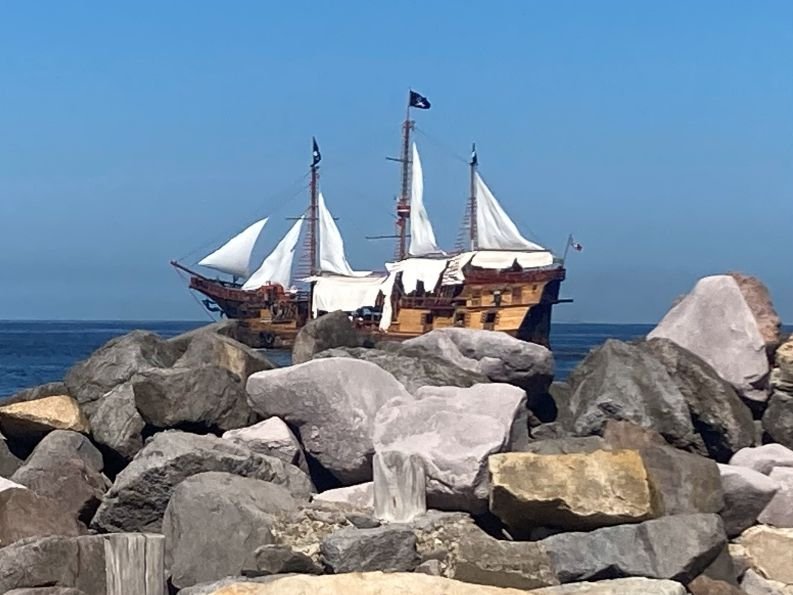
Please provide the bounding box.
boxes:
[454,311,466,326]
[512,287,522,302]
[483,311,497,324]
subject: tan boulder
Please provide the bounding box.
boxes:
[776,338,793,385]
[489,450,662,533]
[210,572,533,594]
[0,395,89,440]
[738,525,793,585]
[729,272,782,352]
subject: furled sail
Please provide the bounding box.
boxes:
[408,143,443,257]
[242,217,304,290]
[318,192,356,276]
[474,172,544,251]
[198,218,268,278]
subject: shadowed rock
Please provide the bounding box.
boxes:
[292,311,360,365]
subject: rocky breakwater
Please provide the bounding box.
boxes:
[0,271,790,595]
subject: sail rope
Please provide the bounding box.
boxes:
[176,172,310,265]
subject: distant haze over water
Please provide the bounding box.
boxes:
[1,320,790,398]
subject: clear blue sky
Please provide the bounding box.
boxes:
[1,1,791,323]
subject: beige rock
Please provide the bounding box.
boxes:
[532,577,686,594]
[489,450,661,532]
[776,339,793,385]
[729,272,782,351]
[739,525,793,585]
[0,396,89,440]
[209,572,535,594]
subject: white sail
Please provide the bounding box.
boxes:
[242,217,304,290]
[318,192,356,276]
[408,143,443,257]
[475,172,544,251]
[198,218,268,278]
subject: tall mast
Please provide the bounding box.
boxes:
[395,95,413,260]
[308,136,321,276]
[469,143,478,251]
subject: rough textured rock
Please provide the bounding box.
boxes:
[292,310,360,365]
[163,472,298,589]
[729,272,782,353]
[531,579,687,594]
[247,358,411,484]
[374,383,526,512]
[320,526,420,573]
[91,431,312,533]
[65,330,183,417]
[718,464,780,537]
[403,327,554,394]
[0,488,84,546]
[643,338,755,461]
[738,526,793,585]
[775,339,793,388]
[314,345,488,394]
[648,275,769,398]
[564,340,701,451]
[731,444,793,475]
[522,436,607,455]
[268,502,359,563]
[175,331,275,379]
[223,417,307,473]
[11,431,108,528]
[197,572,547,594]
[313,483,374,508]
[0,535,106,594]
[3,382,70,405]
[688,575,745,595]
[541,513,727,584]
[449,526,558,589]
[741,568,792,595]
[489,450,661,533]
[0,396,89,442]
[757,467,793,527]
[373,450,426,522]
[90,382,145,461]
[6,588,88,595]
[1,433,24,476]
[763,392,793,450]
[133,365,257,432]
[251,544,322,575]
[602,420,668,448]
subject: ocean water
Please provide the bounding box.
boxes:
[0,320,659,398]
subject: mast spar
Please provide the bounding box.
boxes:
[469,143,478,251]
[396,94,413,260]
[308,137,321,276]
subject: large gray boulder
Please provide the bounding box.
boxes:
[718,464,779,537]
[313,345,488,394]
[541,513,728,584]
[11,431,109,528]
[91,431,312,533]
[762,392,793,450]
[174,330,276,380]
[133,365,257,432]
[64,331,183,417]
[757,467,793,527]
[223,417,308,473]
[730,443,793,475]
[3,382,69,406]
[319,526,420,573]
[373,383,527,512]
[89,382,145,462]
[252,544,322,576]
[292,311,360,365]
[0,535,106,594]
[163,472,299,589]
[403,327,554,394]
[246,358,411,484]
[1,432,23,477]
[642,338,754,461]
[648,275,770,400]
[564,340,702,451]
[0,488,84,546]
[6,588,88,595]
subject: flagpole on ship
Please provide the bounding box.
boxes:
[469,143,478,251]
[396,91,413,260]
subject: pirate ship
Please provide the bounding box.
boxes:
[172,91,572,347]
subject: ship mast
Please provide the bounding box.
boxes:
[469,143,478,251]
[308,137,321,276]
[395,95,413,260]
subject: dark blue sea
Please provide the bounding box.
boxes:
[0,321,655,399]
